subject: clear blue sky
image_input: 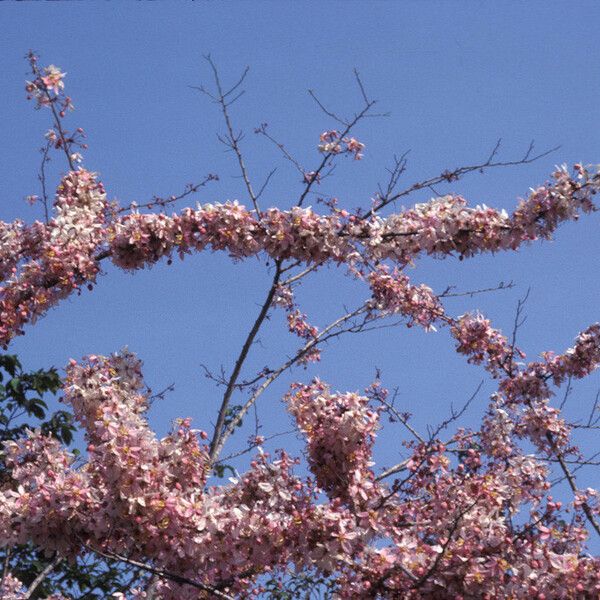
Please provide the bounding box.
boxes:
[1,2,599,516]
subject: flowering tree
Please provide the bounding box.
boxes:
[1,53,600,599]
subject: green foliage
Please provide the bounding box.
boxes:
[223,404,244,429]
[0,354,72,447]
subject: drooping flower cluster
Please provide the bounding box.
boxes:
[368,266,444,330]
[286,380,380,505]
[271,284,321,363]
[451,312,516,376]
[286,310,320,364]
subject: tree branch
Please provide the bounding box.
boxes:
[208,261,282,463]
[23,554,61,599]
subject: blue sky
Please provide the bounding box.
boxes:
[1,2,600,524]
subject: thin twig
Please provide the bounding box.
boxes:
[361,140,560,220]
[193,56,261,213]
[587,390,600,427]
[38,139,52,223]
[429,381,483,439]
[255,123,306,177]
[440,281,514,298]
[23,554,61,599]
[299,74,378,207]
[281,263,322,286]
[507,288,530,377]
[119,174,219,214]
[545,431,600,537]
[1,548,11,592]
[374,392,424,444]
[376,458,411,482]
[211,304,372,458]
[87,547,235,599]
[215,429,296,465]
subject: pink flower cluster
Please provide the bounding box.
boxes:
[25,63,67,109]
[373,269,600,461]
[0,572,66,600]
[0,164,598,348]
[0,353,376,597]
[449,311,600,455]
[318,131,365,160]
[368,266,444,330]
[108,164,599,274]
[272,285,321,363]
[451,312,516,376]
[286,310,320,364]
[365,164,598,264]
[0,170,109,347]
[334,431,600,598]
[2,349,600,596]
[543,324,600,384]
[518,399,571,452]
[286,380,379,505]
[4,60,600,596]
[496,325,600,408]
[0,428,95,555]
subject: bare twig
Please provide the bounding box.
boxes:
[559,376,573,411]
[215,429,296,465]
[148,383,175,406]
[545,431,600,537]
[193,56,261,213]
[23,554,61,599]
[587,390,600,427]
[373,390,425,444]
[38,139,52,223]
[429,381,483,439]
[255,123,306,177]
[439,281,514,298]
[507,288,530,377]
[374,151,410,209]
[1,548,11,592]
[281,262,322,287]
[299,72,378,207]
[361,140,560,220]
[87,547,235,599]
[376,458,411,482]
[255,168,278,201]
[119,174,219,214]
[307,89,348,127]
